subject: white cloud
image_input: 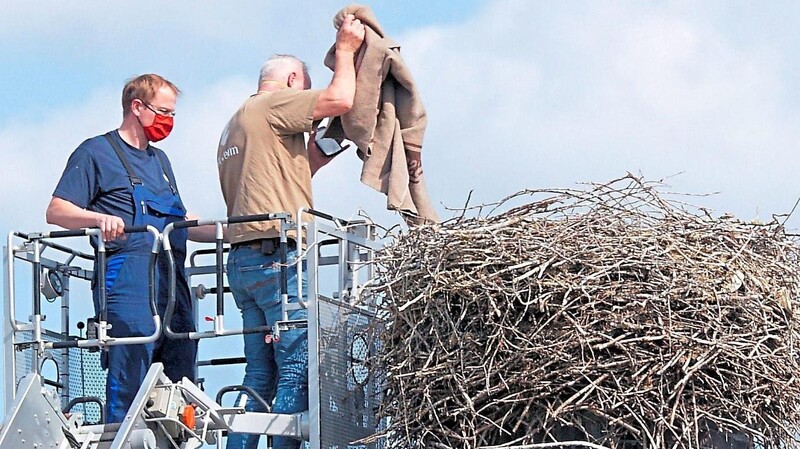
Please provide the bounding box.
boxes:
[4,0,800,232]
[396,0,800,226]
[3,0,315,44]
[0,88,120,233]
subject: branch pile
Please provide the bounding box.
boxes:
[367,175,800,449]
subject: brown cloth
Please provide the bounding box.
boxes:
[324,4,439,225]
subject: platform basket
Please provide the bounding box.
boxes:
[13,328,105,423]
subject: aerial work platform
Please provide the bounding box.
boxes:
[1,210,386,448]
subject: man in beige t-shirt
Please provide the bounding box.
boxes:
[216,14,365,449]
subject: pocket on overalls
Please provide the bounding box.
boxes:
[142,197,185,218]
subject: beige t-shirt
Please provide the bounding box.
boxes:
[217,88,321,243]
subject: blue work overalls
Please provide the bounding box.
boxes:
[95,133,197,423]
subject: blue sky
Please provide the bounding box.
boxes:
[2,0,800,440]
[3,1,800,232]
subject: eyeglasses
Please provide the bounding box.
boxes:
[139,100,176,117]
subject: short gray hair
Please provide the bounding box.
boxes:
[259,54,309,85]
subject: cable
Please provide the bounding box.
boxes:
[62,427,81,449]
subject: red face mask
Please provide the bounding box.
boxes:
[139,113,174,142]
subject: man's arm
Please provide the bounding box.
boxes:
[46,196,126,242]
[185,211,227,243]
[312,14,366,120]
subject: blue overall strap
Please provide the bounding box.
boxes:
[153,150,178,195]
[103,132,176,194]
[103,133,142,186]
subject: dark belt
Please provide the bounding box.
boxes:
[230,237,296,255]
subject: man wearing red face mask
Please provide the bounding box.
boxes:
[46,74,216,423]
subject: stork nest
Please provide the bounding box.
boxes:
[365,175,800,449]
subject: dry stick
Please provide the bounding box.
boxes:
[479,442,613,449]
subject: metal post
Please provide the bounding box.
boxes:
[306,219,320,449]
[60,274,71,408]
[215,222,225,334]
[31,239,42,374]
[3,238,17,409]
[280,222,289,322]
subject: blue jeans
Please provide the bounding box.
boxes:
[225,246,308,449]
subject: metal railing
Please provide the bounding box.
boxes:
[3,225,160,415]
[3,210,387,449]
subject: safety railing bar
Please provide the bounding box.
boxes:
[296,207,363,315]
[63,396,105,425]
[7,230,99,333]
[216,385,272,412]
[182,325,273,341]
[14,231,95,262]
[48,316,163,349]
[189,247,229,268]
[162,214,292,340]
[299,208,351,228]
[165,211,380,343]
[196,357,246,367]
[316,255,341,266]
[282,218,297,323]
[14,230,92,257]
[298,209,384,318]
[7,232,21,333]
[14,225,165,350]
[296,209,306,311]
[214,222,225,320]
[11,253,93,280]
[185,266,220,277]
[169,214,290,230]
[40,241,95,262]
[311,222,383,251]
[31,239,42,357]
